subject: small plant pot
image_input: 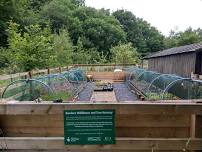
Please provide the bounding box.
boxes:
[53,99,63,103]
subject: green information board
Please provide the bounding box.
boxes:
[64,110,115,145]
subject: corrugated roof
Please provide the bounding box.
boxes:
[145,42,202,59]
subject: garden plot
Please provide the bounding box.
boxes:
[77,82,138,102]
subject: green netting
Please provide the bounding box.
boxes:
[135,71,161,93]
[127,68,161,94]
[2,68,87,102]
[164,79,202,100]
[2,79,53,101]
[61,68,86,94]
[68,68,87,81]
[36,73,75,101]
[126,67,202,100]
[146,74,182,100]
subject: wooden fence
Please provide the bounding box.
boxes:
[87,71,125,81]
[0,64,135,98]
[0,101,202,151]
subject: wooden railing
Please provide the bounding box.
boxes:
[0,64,136,81]
[0,64,136,97]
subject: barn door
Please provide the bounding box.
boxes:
[195,52,202,75]
[201,54,202,75]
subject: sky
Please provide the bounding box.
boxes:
[85,0,202,36]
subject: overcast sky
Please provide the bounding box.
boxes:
[85,0,202,36]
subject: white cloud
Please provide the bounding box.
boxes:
[85,0,202,36]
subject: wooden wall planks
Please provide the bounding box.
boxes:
[0,102,202,151]
[148,52,196,78]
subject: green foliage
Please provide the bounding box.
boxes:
[41,2,126,58]
[28,0,52,11]
[113,10,165,56]
[73,38,91,64]
[0,0,27,46]
[5,21,74,72]
[146,93,161,100]
[53,29,73,66]
[6,21,56,71]
[71,0,85,6]
[81,17,126,58]
[164,27,202,48]
[0,47,9,68]
[1,0,202,73]
[74,7,126,57]
[40,0,78,32]
[73,38,107,64]
[111,43,140,64]
[41,91,73,101]
[146,92,177,100]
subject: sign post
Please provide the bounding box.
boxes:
[64,110,115,145]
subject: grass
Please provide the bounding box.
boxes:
[41,91,73,101]
[0,79,12,88]
[146,92,177,100]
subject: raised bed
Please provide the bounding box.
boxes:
[0,101,202,151]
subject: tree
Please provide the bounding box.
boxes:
[82,17,126,58]
[0,0,27,47]
[6,21,56,71]
[111,43,140,64]
[0,0,45,47]
[0,47,9,69]
[73,38,107,64]
[177,28,201,46]
[28,0,52,11]
[53,29,73,66]
[40,0,82,44]
[72,38,91,64]
[113,10,165,56]
[164,27,202,48]
[41,2,126,59]
[72,0,85,6]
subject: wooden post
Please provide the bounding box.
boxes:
[10,74,13,83]
[190,114,196,138]
[190,114,196,152]
[59,67,62,73]
[141,59,144,69]
[28,71,33,100]
[47,68,50,75]
[28,71,32,79]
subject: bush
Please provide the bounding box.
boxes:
[111,43,140,64]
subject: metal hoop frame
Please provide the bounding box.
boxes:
[2,79,55,99]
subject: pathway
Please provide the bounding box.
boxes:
[113,83,137,102]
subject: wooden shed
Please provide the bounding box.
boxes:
[144,42,202,77]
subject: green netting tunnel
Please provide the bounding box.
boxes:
[2,79,54,101]
[126,67,202,100]
[2,68,87,101]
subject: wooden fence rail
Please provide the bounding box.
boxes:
[0,137,202,151]
[0,64,135,98]
[0,64,136,81]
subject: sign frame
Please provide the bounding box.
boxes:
[64,109,115,145]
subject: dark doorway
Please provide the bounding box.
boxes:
[195,51,202,75]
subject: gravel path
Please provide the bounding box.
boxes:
[113,83,137,102]
[77,82,94,102]
[77,82,137,102]
[91,91,117,102]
